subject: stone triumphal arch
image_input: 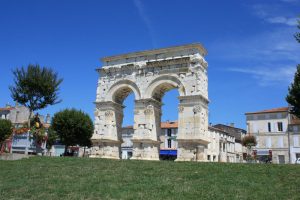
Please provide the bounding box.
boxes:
[91,43,210,161]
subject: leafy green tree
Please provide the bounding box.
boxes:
[46,128,59,150]
[286,19,300,118]
[295,18,300,43]
[286,65,300,118]
[9,64,63,127]
[242,135,257,162]
[0,119,12,144]
[51,109,93,154]
[241,135,257,147]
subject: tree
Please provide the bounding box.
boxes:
[46,128,59,150]
[242,134,257,162]
[295,18,300,43]
[286,65,300,118]
[9,64,63,127]
[241,135,257,147]
[0,119,12,144]
[286,19,300,118]
[51,109,93,154]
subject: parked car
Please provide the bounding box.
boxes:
[295,158,300,164]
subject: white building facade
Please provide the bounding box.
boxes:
[120,121,244,162]
[245,107,300,164]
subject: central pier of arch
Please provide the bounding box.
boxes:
[91,44,210,161]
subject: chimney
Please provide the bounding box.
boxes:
[229,123,235,127]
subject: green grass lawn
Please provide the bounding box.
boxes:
[0,157,300,200]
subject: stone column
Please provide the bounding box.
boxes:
[90,101,123,159]
[176,95,210,161]
[131,98,161,160]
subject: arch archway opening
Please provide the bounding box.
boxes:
[152,82,178,102]
[111,86,135,160]
[151,83,181,161]
[112,86,133,105]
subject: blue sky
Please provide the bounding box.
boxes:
[0,0,299,129]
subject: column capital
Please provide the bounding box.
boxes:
[178,95,209,105]
[94,101,124,110]
[135,98,162,108]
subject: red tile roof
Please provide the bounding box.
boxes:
[245,107,288,115]
[123,121,178,129]
[161,121,178,128]
[0,107,15,111]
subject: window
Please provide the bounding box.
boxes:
[167,129,172,137]
[278,122,283,132]
[207,155,211,161]
[268,122,271,132]
[167,139,172,148]
[128,152,133,158]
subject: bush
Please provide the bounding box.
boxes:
[0,119,12,143]
[51,109,93,154]
[242,135,257,147]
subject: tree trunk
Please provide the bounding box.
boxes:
[64,145,68,156]
[28,110,33,128]
[83,147,86,157]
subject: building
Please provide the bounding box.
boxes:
[120,121,245,162]
[245,107,300,164]
[159,121,178,160]
[0,103,30,127]
[0,103,50,155]
[289,114,300,163]
[213,124,247,162]
[121,126,134,159]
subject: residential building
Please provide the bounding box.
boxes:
[0,103,50,155]
[121,121,245,162]
[0,103,30,127]
[245,107,300,164]
[121,126,134,159]
[289,114,300,163]
[213,124,247,162]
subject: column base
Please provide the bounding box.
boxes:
[131,140,160,161]
[90,141,121,159]
[176,141,208,162]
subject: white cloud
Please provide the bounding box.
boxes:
[133,0,157,47]
[252,3,299,27]
[228,66,296,86]
[266,16,298,26]
[209,25,299,86]
[210,27,300,63]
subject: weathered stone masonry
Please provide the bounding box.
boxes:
[91,43,210,161]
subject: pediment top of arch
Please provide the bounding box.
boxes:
[101,43,207,64]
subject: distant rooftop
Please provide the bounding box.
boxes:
[0,107,15,111]
[123,121,178,129]
[245,107,288,115]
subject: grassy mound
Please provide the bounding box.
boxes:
[0,157,299,199]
